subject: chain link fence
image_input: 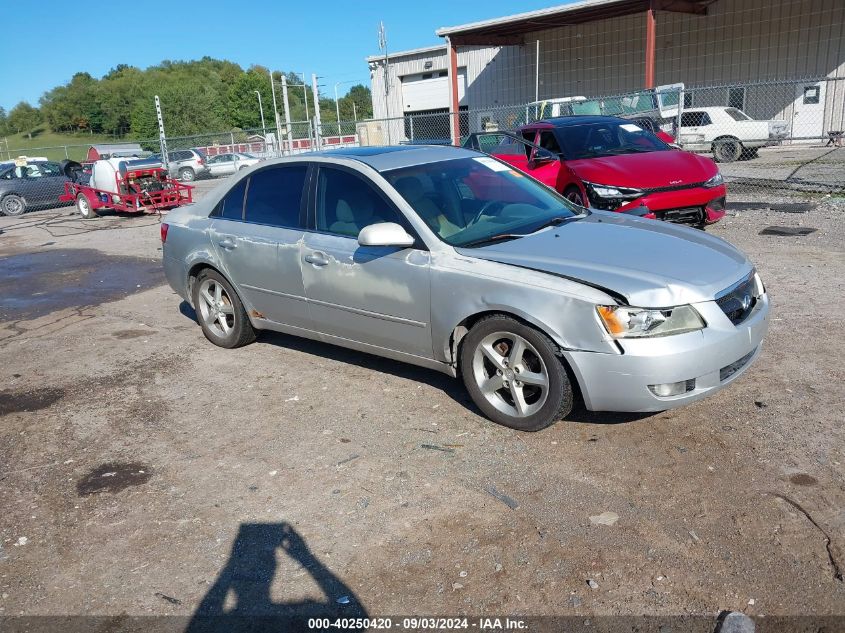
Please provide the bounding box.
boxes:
[2,76,843,217]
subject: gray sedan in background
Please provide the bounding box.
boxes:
[161,146,769,431]
[0,160,70,216]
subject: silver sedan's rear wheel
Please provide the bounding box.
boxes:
[460,315,573,431]
[192,269,255,348]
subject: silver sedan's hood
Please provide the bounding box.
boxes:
[456,213,752,307]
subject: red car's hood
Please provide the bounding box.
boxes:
[568,150,717,189]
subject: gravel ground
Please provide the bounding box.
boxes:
[0,183,843,629]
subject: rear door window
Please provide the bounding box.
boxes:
[215,177,247,220]
[244,165,307,227]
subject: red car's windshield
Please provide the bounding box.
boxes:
[555,121,670,160]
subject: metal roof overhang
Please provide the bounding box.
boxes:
[437,0,716,46]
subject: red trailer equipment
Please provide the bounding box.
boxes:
[59,158,193,219]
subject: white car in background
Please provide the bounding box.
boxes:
[206,153,262,177]
[678,107,789,163]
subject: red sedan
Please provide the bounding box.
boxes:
[466,116,727,227]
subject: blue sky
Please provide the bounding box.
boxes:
[0,0,563,111]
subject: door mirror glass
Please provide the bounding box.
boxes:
[530,147,558,166]
[358,222,415,248]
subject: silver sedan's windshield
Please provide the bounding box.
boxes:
[382,156,582,247]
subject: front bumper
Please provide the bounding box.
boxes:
[564,293,769,412]
[616,184,728,225]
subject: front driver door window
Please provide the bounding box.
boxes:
[301,166,433,358]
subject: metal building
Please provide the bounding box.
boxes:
[367,0,845,143]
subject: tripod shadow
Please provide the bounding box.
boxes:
[186,522,368,632]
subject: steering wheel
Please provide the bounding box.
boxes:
[468,200,504,226]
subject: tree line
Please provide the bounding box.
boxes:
[0,57,373,140]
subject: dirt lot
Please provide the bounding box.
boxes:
[0,181,843,630]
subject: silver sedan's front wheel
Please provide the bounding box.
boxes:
[472,331,549,418]
[460,315,573,431]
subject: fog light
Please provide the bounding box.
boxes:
[648,379,695,397]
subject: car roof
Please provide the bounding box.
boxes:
[306,144,478,171]
[528,115,636,128]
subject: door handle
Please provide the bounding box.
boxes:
[304,251,329,266]
[218,237,237,250]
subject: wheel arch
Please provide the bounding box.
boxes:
[447,308,568,367]
[447,308,585,406]
[712,135,742,147]
[187,261,225,302]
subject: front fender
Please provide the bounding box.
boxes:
[430,252,620,364]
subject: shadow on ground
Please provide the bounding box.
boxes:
[186,522,367,632]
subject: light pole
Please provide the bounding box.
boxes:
[334,80,358,136]
[254,90,266,139]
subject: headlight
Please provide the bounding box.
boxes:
[585,181,643,199]
[702,172,724,188]
[596,304,705,338]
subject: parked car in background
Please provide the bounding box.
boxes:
[149,149,208,182]
[161,145,768,431]
[0,160,71,216]
[206,153,261,177]
[678,107,789,163]
[466,115,727,227]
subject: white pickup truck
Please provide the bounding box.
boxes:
[678,107,789,162]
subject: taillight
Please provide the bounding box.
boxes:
[160,223,169,243]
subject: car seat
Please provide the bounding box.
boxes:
[394,176,461,238]
[330,190,375,237]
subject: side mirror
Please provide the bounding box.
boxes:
[529,148,558,167]
[358,222,415,248]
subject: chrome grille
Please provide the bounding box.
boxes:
[716,274,756,325]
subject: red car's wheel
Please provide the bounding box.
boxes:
[564,186,586,208]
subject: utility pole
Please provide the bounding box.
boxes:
[334,83,342,136]
[254,90,266,139]
[269,70,282,153]
[378,21,391,143]
[311,74,322,149]
[281,74,293,153]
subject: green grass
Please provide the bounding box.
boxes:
[2,127,123,162]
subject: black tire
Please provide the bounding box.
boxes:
[713,138,742,163]
[191,269,256,349]
[0,194,26,217]
[76,193,97,219]
[459,314,573,431]
[563,185,587,208]
[178,167,196,182]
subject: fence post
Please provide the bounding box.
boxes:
[410,115,415,142]
[64,146,69,159]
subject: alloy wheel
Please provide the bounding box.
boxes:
[471,331,550,418]
[197,278,235,338]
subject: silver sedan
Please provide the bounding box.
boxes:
[161,146,769,431]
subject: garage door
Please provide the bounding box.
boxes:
[401,68,466,112]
